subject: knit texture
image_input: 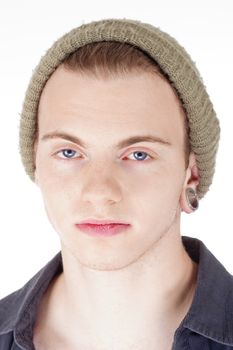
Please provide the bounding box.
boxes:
[18,18,221,200]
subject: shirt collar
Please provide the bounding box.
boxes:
[180,236,233,346]
[0,250,63,339]
[1,235,233,346]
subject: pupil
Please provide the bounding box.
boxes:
[135,151,146,160]
[64,150,74,157]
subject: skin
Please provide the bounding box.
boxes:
[33,65,199,349]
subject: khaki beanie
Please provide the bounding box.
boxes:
[18,17,220,200]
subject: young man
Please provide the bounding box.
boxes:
[0,18,232,350]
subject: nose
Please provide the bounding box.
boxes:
[81,165,122,205]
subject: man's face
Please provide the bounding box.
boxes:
[34,65,190,270]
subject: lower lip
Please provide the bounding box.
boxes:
[76,223,131,236]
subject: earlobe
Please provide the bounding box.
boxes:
[180,152,200,213]
[185,187,199,211]
[33,139,38,186]
[33,144,37,165]
[180,186,199,214]
[34,171,38,186]
[34,167,40,187]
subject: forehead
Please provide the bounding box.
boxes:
[37,66,186,146]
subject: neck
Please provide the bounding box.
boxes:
[39,230,198,347]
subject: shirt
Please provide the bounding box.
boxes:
[0,235,233,350]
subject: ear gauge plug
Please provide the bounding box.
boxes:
[186,187,199,211]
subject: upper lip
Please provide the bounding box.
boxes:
[78,219,130,225]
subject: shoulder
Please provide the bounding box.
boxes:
[0,251,62,335]
[0,285,24,322]
[183,236,233,348]
[0,288,24,349]
[0,331,14,349]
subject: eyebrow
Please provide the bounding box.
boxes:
[40,131,172,149]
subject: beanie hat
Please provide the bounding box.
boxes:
[18,17,220,200]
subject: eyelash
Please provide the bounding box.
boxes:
[54,148,153,162]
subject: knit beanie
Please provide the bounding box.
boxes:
[18,17,220,200]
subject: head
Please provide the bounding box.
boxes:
[32,42,199,270]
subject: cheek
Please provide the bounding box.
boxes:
[130,162,182,197]
[131,165,184,222]
[36,162,73,228]
[36,150,74,192]
[38,184,75,241]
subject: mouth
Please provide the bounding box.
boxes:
[78,218,130,225]
[75,221,131,237]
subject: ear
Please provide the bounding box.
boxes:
[34,169,39,187]
[179,151,200,213]
[33,138,39,186]
[34,169,39,186]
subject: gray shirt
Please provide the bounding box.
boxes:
[1,235,233,350]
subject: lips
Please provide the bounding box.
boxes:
[78,218,130,225]
[76,222,131,236]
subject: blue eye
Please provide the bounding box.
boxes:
[127,151,151,161]
[57,149,78,159]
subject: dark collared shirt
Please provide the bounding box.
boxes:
[0,235,233,350]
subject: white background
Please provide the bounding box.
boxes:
[0,0,232,299]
